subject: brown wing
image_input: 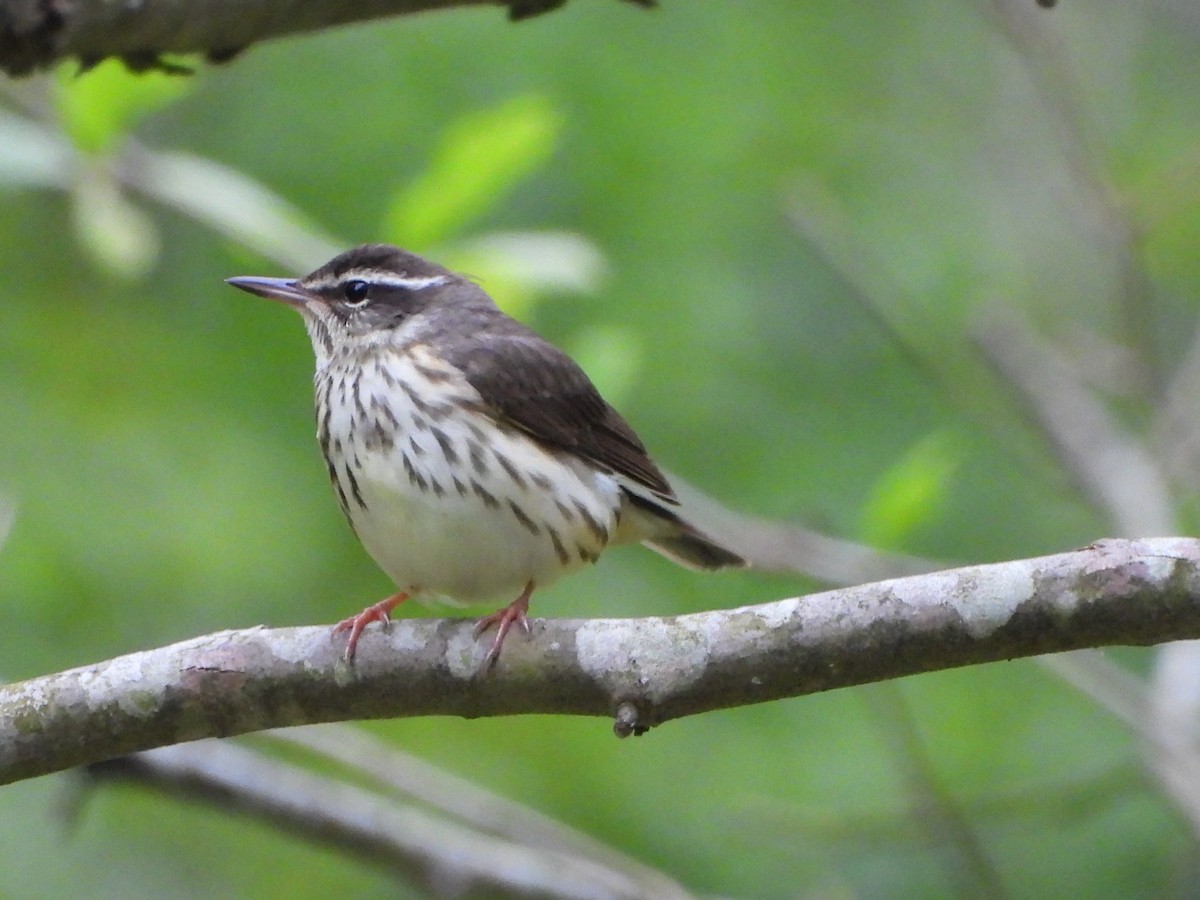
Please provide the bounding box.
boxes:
[441,315,675,500]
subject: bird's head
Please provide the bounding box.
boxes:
[227,244,474,365]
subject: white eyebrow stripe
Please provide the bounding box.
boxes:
[305,271,449,291]
[378,274,449,290]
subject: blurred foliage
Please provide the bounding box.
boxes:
[382,92,563,248]
[859,430,962,550]
[2,0,1199,897]
[54,59,193,155]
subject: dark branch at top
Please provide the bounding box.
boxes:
[0,0,655,76]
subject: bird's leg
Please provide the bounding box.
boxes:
[333,591,410,660]
[475,581,534,671]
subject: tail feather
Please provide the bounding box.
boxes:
[644,529,746,571]
[620,483,746,571]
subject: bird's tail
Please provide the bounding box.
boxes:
[620,488,746,570]
[644,527,747,570]
[624,482,744,573]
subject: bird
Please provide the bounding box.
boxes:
[227,244,745,668]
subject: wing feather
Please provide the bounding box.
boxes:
[441,316,675,500]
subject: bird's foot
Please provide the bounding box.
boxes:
[333,591,409,660]
[474,582,534,672]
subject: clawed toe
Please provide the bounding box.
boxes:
[475,582,534,672]
[333,592,409,660]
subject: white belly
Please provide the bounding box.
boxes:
[317,346,623,605]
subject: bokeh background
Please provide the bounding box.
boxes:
[2,0,1200,896]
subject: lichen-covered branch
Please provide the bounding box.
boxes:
[0,0,653,76]
[3,537,1198,786]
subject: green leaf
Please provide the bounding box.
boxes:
[382,94,562,247]
[859,429,961,548]
[54,59,194,155]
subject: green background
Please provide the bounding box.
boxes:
[2,0,1198,896]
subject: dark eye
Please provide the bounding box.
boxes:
[343,280,369,306]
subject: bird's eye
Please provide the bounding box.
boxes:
[343,280,369,307]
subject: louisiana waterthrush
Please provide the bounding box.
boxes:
[228,244,744,667]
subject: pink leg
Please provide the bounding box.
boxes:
[474,582,534,671]
[333,591,410,660]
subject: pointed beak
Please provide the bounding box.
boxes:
[225,275,313,309]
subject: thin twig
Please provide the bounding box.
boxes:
[862,685,1007,898]
[262,725,693,898]
[988,0,1160,396]
[973,305,1174,537]
[666,470,942,583]
[88,740,669,899]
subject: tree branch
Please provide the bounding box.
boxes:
[4,536,1199,786]
[88,739,688,899]
[257,724,693,895]
[0,0,653,76]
